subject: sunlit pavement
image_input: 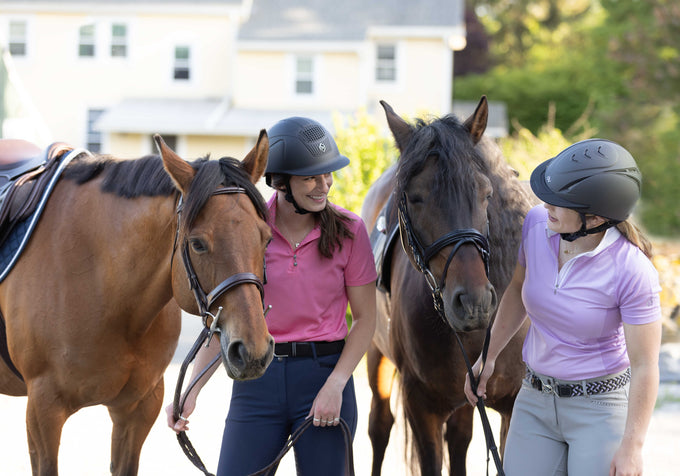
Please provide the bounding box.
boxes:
[2,314,679,475]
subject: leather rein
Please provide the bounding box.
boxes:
[397,189,505,476]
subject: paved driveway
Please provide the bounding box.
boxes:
[2,314,679,475]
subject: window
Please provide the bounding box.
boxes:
[151,134,177,153]
[173,46,190,80]
[9,20,27,56]
[79,24,96,57]
[111,23,127,57]
[376,44,396,82]
[295,56,314,95]
[86,109,104,152]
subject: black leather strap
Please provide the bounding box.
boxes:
[274,340,345,358]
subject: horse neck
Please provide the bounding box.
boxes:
[67,182,178,329]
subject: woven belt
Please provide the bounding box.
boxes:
[274,340,344,358]
[528,367,631,397]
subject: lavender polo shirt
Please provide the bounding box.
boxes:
[263,196,377,343]
[519,205,661,380]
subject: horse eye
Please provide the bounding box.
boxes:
[409,195,424,204]
[189,238,207,253]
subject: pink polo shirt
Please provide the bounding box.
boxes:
[263,196,377,342]
[519,205,661,380]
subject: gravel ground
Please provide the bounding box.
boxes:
[2,316,679,475]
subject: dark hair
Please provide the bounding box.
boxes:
[269,173,354,258]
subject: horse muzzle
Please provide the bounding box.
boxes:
[219,331,275,380]
[444,282,497,332]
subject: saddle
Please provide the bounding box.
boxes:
[0,139,73,247]
[369,195,400,294]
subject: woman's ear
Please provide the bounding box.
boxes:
[587,215,608,227]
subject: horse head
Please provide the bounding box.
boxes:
[156,133,274,379]
[382,97,498,332]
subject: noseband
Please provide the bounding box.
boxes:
[175,186,266,339]
[397,191,490,317]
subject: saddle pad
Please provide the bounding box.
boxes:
[369,196,400,294]
[0,148,87,283]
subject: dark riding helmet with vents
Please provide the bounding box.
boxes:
[265,117,349,185]
[530,138,642,240]
[265,117,349,214]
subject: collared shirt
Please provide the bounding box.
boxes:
[519,205,661,380]
[263,196,377,342]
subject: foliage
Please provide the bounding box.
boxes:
[460,0,680,235]
[331,109,397,214]
[498,116,573,181]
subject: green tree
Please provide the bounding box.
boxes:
[331,110,397,214]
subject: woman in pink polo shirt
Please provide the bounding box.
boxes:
[167,117,376,476]
[464,139,661,476]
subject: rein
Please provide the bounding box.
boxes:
[397,191,505,476]
[172,186,267,476]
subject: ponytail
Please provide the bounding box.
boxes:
[616,220,653,259]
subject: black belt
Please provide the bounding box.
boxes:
[274,340,345,358]
[528,367,631,397]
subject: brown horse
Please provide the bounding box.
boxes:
[362,97,534,475]
[0,133,274,475]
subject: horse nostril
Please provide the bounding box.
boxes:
[227,340,248,371]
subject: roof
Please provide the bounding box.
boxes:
[238,0,464,42]
[95,98,341,136]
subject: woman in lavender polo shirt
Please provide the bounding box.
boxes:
[167,117,376,476]
[464,139,661,476]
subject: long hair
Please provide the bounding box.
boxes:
[269,173,354,258]
[616,220,653,258]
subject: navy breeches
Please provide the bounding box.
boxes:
[217,352,357,476]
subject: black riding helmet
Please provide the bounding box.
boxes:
[530,139,642,241]
[265,117,349,213]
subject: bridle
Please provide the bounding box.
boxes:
[397,190,490,317]
[174,186,267,341]
[172,185,270,476]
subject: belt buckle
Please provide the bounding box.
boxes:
[541,382,553,395]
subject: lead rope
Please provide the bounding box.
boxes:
[173,327,218,476]
[248,417,355,476]
[454,324,505,476]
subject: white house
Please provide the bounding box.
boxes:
[1,0,467,158]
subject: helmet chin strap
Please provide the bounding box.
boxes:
[560,212,620,242]
[284,183,311,215]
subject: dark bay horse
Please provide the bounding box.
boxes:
[0,133,275,475]
[362,97,534,475]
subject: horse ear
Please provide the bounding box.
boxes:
[380,100,413,153]
[242,129,269,184]
[154,133,195,194]
[462,96,488,145]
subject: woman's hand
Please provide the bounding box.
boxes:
[165,394,196,434]
[308,375,344,426]
[464,356,495,406]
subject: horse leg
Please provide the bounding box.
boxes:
[107,377,164,475]
[25,381,71,475]
[445,405,474,476]
[367,343,397,476]
[402,382,445,476]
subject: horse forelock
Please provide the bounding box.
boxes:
[395,115,488,218]
[179,157,268,237]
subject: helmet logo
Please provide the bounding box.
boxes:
[318,142,327,152]
[546,175,552,183]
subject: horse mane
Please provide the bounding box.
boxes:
[476,137,536,289]
[394,114,489,213]
[63,153,268,234]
